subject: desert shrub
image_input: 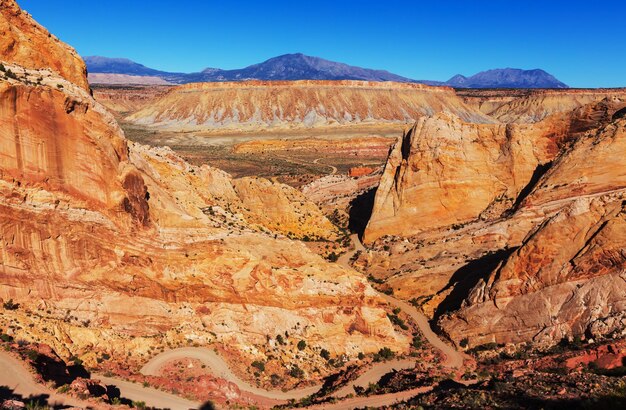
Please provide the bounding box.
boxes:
[289,365,304,378]
[412,335,423,349]
[251,360,265,372]
[320,349,331,360]
[3,299,19,310]
[387,313,409,330]
[373,347,394,362]
[297,340,306,351]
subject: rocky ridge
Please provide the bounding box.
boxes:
[0,0,408,388]
[361,97,626,348]
[125,80,492,132]
[0,0,89,90]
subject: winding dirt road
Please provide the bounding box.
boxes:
[94,373,200,410]
[0,351,94,408]
[137,234,467,407]
[0,235,467,410]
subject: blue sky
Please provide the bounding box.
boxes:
[18,0,626,87]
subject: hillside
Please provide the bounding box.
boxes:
[0,0,408,396]
[125,80,492,132]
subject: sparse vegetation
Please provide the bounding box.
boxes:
[251,360,265,372]
[387,312,409,330]
[297,340,306,351]
[320,348,331,360]
[3,298,19,310]
[289,365,305,378]
[373,347,394,362]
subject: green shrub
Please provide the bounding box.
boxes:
[289,365,304,379]
[251,360,265,372]
[3,299,19,310]
[412,335,423,349]
[0,63,5,72]
[373,347,395,362]
[57,384,70,394]
[387,313,409,330]
[297,340,306,351]
[25,349,39,361]
[320,349,330,360]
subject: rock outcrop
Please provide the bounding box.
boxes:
[0,1,408,381]
[458,88,626,123]
[361,98,626,347]
[125,80,491,132]
[438,115,626,347]
[0,0,89,91]
[362,113,561,243]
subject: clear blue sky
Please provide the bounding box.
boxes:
[18,0,626,87]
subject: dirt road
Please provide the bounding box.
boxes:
[0,234,467,410]
[0,351,94,408]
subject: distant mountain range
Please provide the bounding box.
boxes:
[85,54,569,88]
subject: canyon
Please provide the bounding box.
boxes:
[1,0,626,409]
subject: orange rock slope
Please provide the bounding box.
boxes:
[125,80,491,132]
[0,1,409,378]
[361,98,626,348]
[0,0,89,91]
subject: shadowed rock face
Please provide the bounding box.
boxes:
[0,1,409,373]
[362,98,626,348]
[0,0,89,91]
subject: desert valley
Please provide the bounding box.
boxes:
[1,0,626,409]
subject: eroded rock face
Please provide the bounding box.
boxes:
[125,80,491,132]
[0,0,89,91]
[438,118,626,347]
[363,112,561,243]
[0,3,408,380]
[458,88,626,123]
[361,99,626,347]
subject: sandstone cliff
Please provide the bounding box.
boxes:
[0,0,89,91]
[361,99,626,347]
[459,88,626,123]
[438,117,626,347]
[125,80,491,132]
[0,4,409,382]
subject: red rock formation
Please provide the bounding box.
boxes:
[126,80,491,132]
[349,167,375,177]
[362,98,626,347]
[0,1,409,379]
[0,0,89,91]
